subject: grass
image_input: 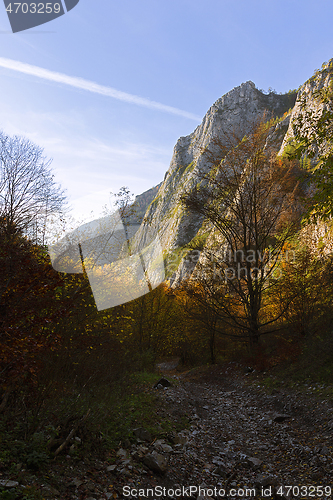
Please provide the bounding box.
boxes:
[0,369,187,477]
[0,368,189,500]
[98,371,188,449]
[238,327,333,400]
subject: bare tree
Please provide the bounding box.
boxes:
[180,117,304,345]
[0,131,66,242]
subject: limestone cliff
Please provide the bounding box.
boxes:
[52,60,333,297]
[133,60,333,285]
[133,82,296,279]
[279,60,333,159]
[278,60,333,258]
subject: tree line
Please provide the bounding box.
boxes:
[1,100,333,418]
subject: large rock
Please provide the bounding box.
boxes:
[153,377,172,388]
[133,427,152,442]
[143,451,168,474]
[0,480,19,488]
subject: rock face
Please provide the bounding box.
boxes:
[277,61,333,257]
[132,60,333,283]
[279,61,333,159]
[132,82,294,278]
[51,60,333,296]
[127,183,162,225]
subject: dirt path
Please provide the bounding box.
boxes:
[151,366,333,499]
[5,365,333,499]
[95,365,332,500]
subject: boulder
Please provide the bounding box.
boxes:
[0,480,19,488]
[143,451,168,474]
[133,427,152,442]
[247,456,262,469]
[153,378,172,389]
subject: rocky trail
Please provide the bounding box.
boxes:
[151,367,333,499]
[2,365,333,500]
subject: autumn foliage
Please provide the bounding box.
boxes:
[0,229,65,389]
[1,116,333,471]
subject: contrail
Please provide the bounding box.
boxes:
[0,57,201,121]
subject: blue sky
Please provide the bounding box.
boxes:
[0,0,333,223]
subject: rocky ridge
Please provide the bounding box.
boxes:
[132,83,296,275]
[279,61,333,158]
[133,60,333,284]
[50,61,333,289]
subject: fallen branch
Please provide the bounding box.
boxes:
[54,408,91,457]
